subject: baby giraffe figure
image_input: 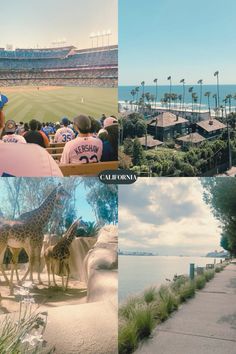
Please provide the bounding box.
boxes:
[44,219,85,290]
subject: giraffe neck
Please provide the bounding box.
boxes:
[22,188,58,229]
[65,231,76,247]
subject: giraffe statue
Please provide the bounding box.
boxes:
[0,183,70,294]
[44,219,85,290]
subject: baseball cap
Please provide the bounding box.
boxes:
[103,117,118,128]
[61,117,69,125]
[0,144,63,177]
[74,115,91,131]
[5,119,16,133]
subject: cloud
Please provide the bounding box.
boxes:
[119,178,221,256]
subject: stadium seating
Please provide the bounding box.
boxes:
[0,46,118,88]
[0,47,74,60]
[0,47,118,70]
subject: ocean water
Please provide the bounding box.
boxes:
[119,255,224,302]
[119,85,236,108]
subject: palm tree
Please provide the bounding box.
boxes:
[178,94,182,109]
[197,79,203,116]
[188,86,194,111]
[212,94,217,111]
[141,81,145,111]
[153,78,158,109]
[171,93,178,108]
[135,87,140,110]
[192,93,198,112]
[219,105,224,118]
[204,92,211,115]
[180,79,185,110]
[130,89,136,111]
[226,94,232,113]
[145,92,151,110]
[223,97,228,117]
[167,76,172,110]
[214,71,220,109]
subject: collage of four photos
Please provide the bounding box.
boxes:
[0,0,235,353]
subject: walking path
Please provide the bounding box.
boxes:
[136,261,236,354]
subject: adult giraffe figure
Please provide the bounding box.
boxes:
[0,183,69,293]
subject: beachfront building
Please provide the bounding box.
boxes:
[138,135,163,149]
[151,107,210,123]
[176,132,206,148]
[147,112,189,142]
[196,119,226,140]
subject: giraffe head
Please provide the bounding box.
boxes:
[55,183,70,207]
[64,218,86,243]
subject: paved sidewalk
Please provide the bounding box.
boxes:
[136,262,236,354]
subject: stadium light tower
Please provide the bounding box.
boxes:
[102,30,107,47]
[96,32,101,47]
[90,33,96,48]
[106,29,112,47]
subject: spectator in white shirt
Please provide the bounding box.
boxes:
[60,115,103,164]
[2,120,26,144]
[54,117,75,143]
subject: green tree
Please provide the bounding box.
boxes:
[132,138,144,166]
[123,138,133,155]
[82,179,118,225]
[201,178,236,255]
[220,232,230,252]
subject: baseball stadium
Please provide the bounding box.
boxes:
[0,44,118,122]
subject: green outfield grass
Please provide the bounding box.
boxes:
[3,86,117,123]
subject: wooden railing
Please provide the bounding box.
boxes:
[59,161,119,176]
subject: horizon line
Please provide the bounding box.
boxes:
[119,83,236,87]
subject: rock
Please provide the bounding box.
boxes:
[83,225,118,304]
[43,225,118,354]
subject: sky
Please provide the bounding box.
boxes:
[1,0,117,49]
[119,178,222,256]
[0,178,96,222]
[119,0,236,85]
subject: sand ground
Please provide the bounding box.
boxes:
[0,267,87,315]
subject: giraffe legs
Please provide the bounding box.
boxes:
[9,248,22,295]
[21,246,43,285]
[51,261,57,287]
[45,257,51,287]
[0,245,9,285]
[65,262,70,290]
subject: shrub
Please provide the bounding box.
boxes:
[171,275,189,293]
[150,298,168,322]
[119,296,143,320]
[132,305,155,339]
[195,275,206,290]
[158,286,179,313]
[215,266,223,273]
[118,321,138,354]
[144,287,158,304]
[179,281,195,302]
[204,270,215,282]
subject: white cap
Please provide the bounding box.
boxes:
[103,117,118,128]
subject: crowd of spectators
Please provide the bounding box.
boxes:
[0,112,118,164]
[0,47,118,70]
[0,68,117,88]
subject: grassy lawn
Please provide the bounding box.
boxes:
[3,86,117,122]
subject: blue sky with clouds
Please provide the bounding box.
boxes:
[119,178,222,256]
[119,0,236,85]
[1,0,117,49]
